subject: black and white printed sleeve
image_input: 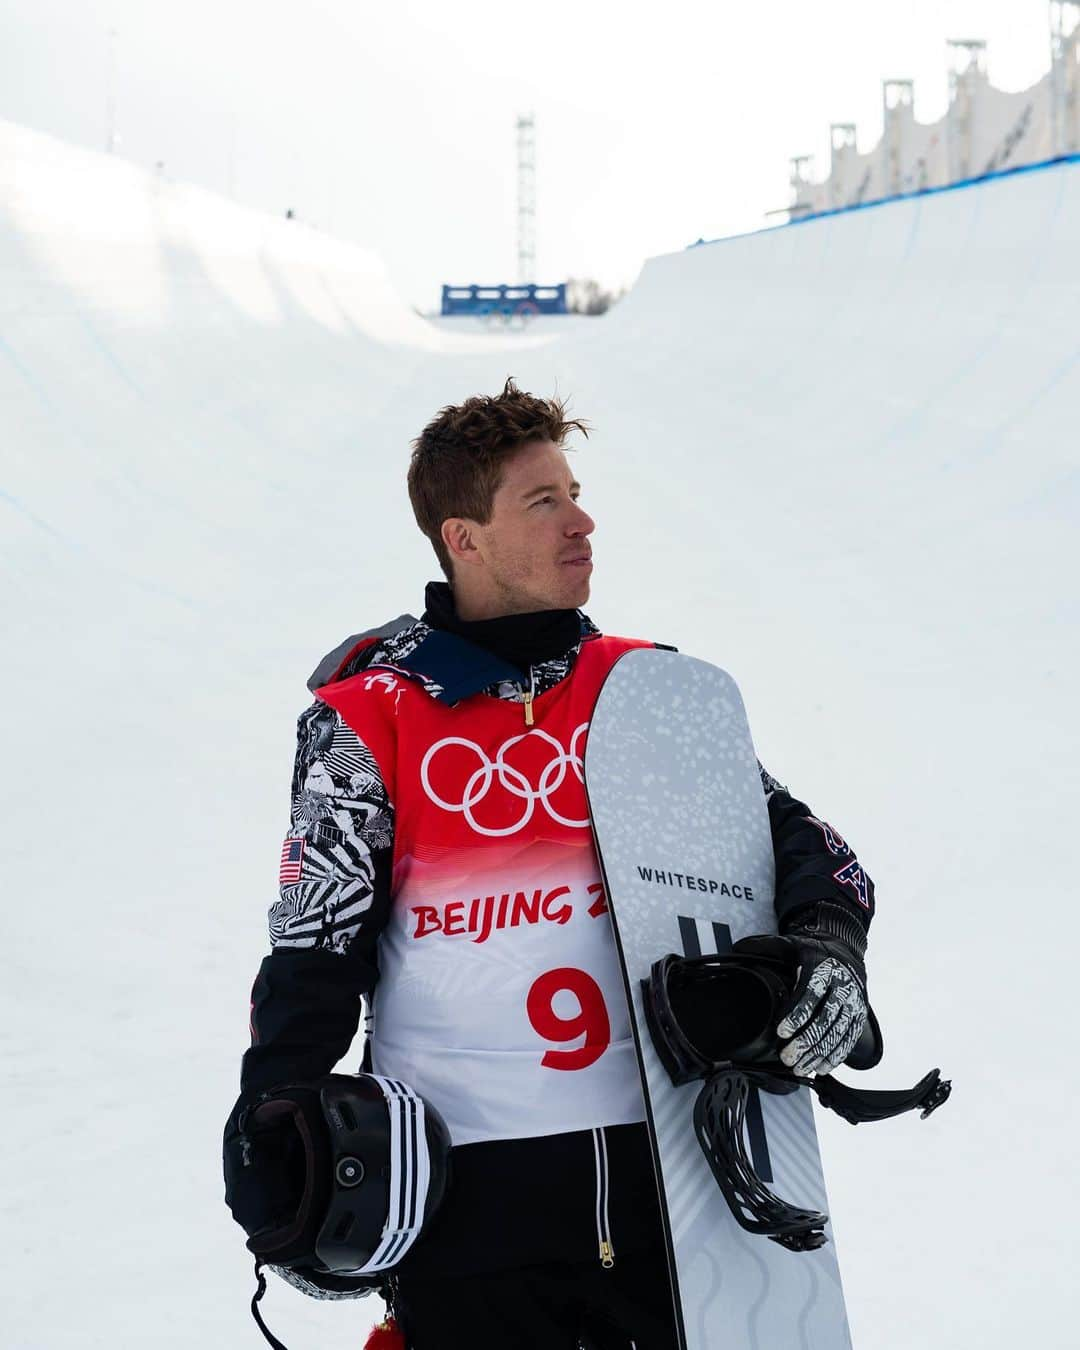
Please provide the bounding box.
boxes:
[758,763,876,935]
[238,702,395,1099]
[270,701,393,954]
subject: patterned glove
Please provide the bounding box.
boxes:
[776,903,870,1076]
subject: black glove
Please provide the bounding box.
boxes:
[776,903,877,1075]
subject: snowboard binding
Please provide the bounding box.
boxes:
[643,942,951,1251]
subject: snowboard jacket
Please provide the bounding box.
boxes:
[237,591,876,1277]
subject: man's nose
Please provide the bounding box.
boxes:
[567,502,595,535]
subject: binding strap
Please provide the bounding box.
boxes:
[693,1069,829,1251]
[811,1068,951,1125]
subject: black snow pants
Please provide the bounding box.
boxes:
[392,1244,679,1350]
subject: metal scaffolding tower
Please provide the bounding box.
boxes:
[882,80,915,195]
[1050,1,1080,154]
[947,39,988,181]
[788,155,815,211]
[828,123,858,208]
[516,113,536,286]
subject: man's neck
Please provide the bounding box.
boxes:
[453,596,544,622]
[421,581,585,674]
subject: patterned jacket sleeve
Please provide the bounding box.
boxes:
[758,763,876,934]
[238,701,395,1098]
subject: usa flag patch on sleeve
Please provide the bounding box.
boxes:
[279,837,305,884]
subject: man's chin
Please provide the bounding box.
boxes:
[564,571,591,608]
[491,569,593,614]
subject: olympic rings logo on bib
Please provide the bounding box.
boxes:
[420,724,590,837]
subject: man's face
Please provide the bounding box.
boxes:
[445,439,596,618]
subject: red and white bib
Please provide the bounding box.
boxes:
[316,635,652,1145]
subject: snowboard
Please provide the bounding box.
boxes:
[584,648,851,1350]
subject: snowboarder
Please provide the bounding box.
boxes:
[224,377,877,1349]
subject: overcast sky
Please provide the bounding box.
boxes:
[0,0,1059,309]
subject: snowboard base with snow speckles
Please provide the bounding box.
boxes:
[584,648,851,1350]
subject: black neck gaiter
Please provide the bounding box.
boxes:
[422,581,584,676]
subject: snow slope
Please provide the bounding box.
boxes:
[3,117,1076,1348]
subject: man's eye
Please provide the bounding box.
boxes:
[532,496,555,507]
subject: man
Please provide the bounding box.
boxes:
[227,378,875,1349]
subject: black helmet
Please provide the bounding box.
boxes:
[643,939,950,1252]
[225,1073,451,1345]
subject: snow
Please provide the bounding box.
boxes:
[3,115,1076,1347]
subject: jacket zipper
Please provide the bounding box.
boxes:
[592,1126,615,1268]
[522,671,611,1264]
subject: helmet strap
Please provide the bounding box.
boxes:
[251,1258,291,1350]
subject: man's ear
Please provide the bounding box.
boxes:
[441,517,482,569]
